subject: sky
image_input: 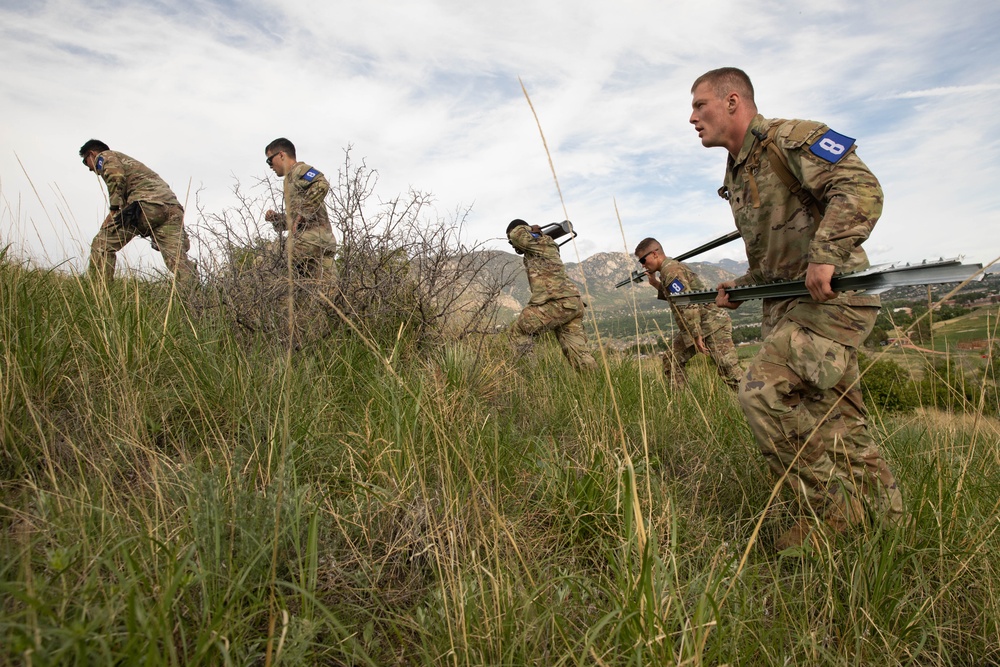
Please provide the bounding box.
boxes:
[2,0,999,279]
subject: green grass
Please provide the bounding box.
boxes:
[930,305,1000,352]
[1,256,999,665]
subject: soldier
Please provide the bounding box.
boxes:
[507,219,598,372]
[633,237,741,390]
[79,139,198,289]
[689,67,905,550]
[263,138,337,281]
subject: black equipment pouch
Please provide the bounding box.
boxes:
[118,201,146,233]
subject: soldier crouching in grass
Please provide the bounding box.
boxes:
[506,219,598,372]
[79,139,199,291]
[690,67,905,551]
[633,237,741,391]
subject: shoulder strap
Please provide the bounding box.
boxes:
[751,126,823,221]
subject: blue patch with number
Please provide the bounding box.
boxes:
[809,129,855,163]
[668,278,685,294]
[96,155,105,172]
[302,168,320,182]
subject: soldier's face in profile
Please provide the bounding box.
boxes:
[82,152,97,173]
[637,246,664,272]
[266,150,288,177]
[690,82,729,149]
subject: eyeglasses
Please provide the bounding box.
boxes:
[265,152,282,166]
[638,249,657,265]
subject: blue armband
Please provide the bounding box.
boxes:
[809,129,855,163]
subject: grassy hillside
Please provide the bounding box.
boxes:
[1,255,999,665]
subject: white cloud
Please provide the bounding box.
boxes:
[1,0,999,278]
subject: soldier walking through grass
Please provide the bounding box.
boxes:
[634,237,741,390]
[79,139,198,290]
[689,67,905,550]
[506,219,597,372]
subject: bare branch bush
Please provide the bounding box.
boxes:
[191,148,513,347]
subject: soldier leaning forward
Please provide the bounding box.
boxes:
[79,139,198,289]
[690,67,904,551]
[634,237,741,390]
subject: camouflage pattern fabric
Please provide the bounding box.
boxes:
[89,152,197,288]
[660,320,741,390]
[510,296,597,372]
[508,226,597,371]
[273,162,333,233]
[740,311,904,526]
[656,258,741,389]
[509,226,583,305]
[722,115,904,532]
[274,162,337,281]
[93,150,181,211]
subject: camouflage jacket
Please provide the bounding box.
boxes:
[93,150,180,211]
[509,226,582,306]
[722,114,882,345]
[655,258,730,346]
[275,162,332,233]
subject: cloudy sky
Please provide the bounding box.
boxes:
[2,0,999,278]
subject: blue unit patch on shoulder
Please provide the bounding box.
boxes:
[96,155,105,172]
[668,278,685,294]
[809,129,856,163]
[302,168,320,182]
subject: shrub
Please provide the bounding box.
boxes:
[859,353,919,413]
[194,148,512,348]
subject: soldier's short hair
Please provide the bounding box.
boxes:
[265,137,296,160]
[79,139,110,157]
[634,237,661,256]
[506,219,529,236]
[691,67,755,106]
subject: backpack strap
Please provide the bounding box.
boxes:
[748,125,824,221]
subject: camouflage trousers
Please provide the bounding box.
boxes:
[286,226,338,282]
[663,323,742,391]
[510,296,598,372]
[739,314,904,528]
[89,203,198,290]
[284,227,338,344]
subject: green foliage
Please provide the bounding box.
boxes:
[859,352,920,413]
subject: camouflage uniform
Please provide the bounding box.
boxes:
[655,258,741,390]
[89,150,198,289]
[508,225,598,371]
[273,162,337,281]
[722,115,904,532]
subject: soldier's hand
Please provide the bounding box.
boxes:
[716,281,741,309]
[530,225,542,234]
[695,336,709,354]
[647,272,661,289]
[805,263,838,302]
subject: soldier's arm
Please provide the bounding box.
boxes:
[508,225,538,254]
[99,153,127,212]
[784,126,883,269]
[296,174,330,228]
